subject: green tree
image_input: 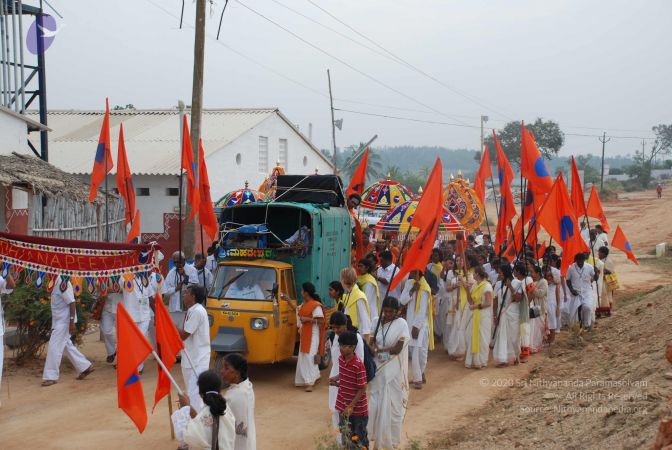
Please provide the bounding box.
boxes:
[340,145,383,183]
[483,118,565,166]
[569,154,600,185]
[625,124,672,188]
[385,164,403,180]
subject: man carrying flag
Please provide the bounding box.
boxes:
[117,303,153,432]
[178,285,211,411]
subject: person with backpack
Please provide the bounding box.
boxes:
[327,312,365,445]
[367,296,410,450]
[399,270,433,389]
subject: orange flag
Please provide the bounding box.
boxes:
[89,98,114,202]
[126,210,141,243]
[520,122,553,195]
[612,225,638,265]
[153,293,185,411]
[346,148,369,199]
[474,145,492,204]
[117,303,153,433]
[494,131,517,249]
[181,116,200,222]
[586,186,610,232]
[390,158,443,290]
[536,174,589,275]
[116,123,135,224]
[197,139,219,241]
[570,156,587,217]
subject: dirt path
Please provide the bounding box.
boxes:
[0,189,669,449]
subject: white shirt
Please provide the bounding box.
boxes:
[191,265,214,291]
[104,292,121,314]
[566,262,595,307]
[206,254,218,272]
[182,303,211,368]
[399,280,430,345]
[163,265,200,312]
[50,276,77,324]
[123,277,152,323]
[376,264,404,299]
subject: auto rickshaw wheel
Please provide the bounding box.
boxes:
[318,333,332,370]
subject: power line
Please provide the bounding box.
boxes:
[305,0,515,121]
[234,0,472,125]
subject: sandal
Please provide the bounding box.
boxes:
[77,365,95,380]
[106,352,116,363]
[41,380,57,387]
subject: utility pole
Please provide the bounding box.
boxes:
[184,0,206,258]
[328,69,337,174]
[480,115,488,153]
[599,132,610,191]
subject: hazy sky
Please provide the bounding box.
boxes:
[40,0,671,158]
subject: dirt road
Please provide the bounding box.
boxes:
[0,189,669,449]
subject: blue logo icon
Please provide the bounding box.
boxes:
[27,15,63,55]
[534,156,550,178]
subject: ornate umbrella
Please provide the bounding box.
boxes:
[216,181,270,208]
[443,173,484,231]
[258,162,285,199]
[374,200,464,233]
[361,176,414,211]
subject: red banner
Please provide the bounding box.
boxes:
[0,232,159,281]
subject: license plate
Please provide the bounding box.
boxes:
[221,311,240,317]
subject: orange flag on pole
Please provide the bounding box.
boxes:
[570,156,587,217]
[520,122,553,195]
[474,145,492,204]
[536,174,589,275]
[197,139,219,241]
[586,186,610,232]
[117,303,153,433]
[494,132,516,249]
[126,210,141,243]
[116,123,136,224]
[612,225,638,265]
[152,293,185,411]
[390,158,443,291]
[181,116,200,222]
[346,148,369,199]
[89,98,114,202]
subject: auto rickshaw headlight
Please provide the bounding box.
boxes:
[250,317,269,330]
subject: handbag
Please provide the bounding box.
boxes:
[605,272,620,290]
[529,304,540,319]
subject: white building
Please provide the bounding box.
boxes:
[10,108,333,254]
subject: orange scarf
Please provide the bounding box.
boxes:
[299,299,326,356]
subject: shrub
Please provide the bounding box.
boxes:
[3,281,95,364]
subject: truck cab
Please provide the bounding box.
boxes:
[207,201,351,369]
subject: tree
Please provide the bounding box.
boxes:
[625,124,672,188]
[385,165,403,180]
[570,154,600,185]
[483,118,565,166]
[340,145,383,182]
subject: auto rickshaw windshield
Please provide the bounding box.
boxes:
[212,266,276,301]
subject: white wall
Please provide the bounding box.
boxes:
[207,114,333,200]
[0,112,28,154]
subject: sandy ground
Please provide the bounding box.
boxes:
[0,188,670,449]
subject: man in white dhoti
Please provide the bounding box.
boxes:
[101,292,120,363]
[164,251,199,312]
[179,285,212,411]
[0,274,16,402]
[42,276,94,386]
[566,253,596,330]
[399,270,432,389]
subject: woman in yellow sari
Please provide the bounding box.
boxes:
[463,267,493,369]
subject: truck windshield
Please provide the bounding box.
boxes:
[212,266,276,301]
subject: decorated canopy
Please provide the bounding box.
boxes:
[258,162,286,199]
[374,200,463,233]
[216,181,271,208]
[0,232,160,295]
[443,174,485,231]
[361,177,414,211]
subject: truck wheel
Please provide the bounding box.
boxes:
[318,334,332,370]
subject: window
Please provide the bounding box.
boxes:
[136,187,150,196]
[211,266,276,301]
[11,187,28,209]
[165,187,179,196]
[279,138,288,168]
[258,136,269,173]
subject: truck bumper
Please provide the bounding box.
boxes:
[211,326,248,353]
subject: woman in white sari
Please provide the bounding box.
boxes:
[175,370,236,450]
[529,265,548,354]
[439,258,458,353]
[447,255,473,359]
[492,264,520,367]
[368,296,410,450]
[463,267,493,369]
[221,353,256,450]
[544,266,561,344]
